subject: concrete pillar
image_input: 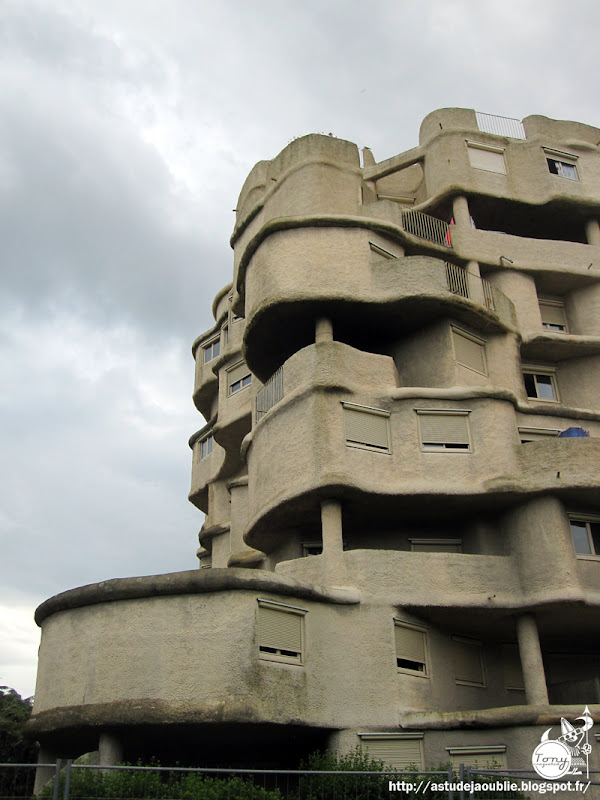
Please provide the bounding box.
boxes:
[452,195,471,229]
[585,218,600,247]
[316,318,334,343]
[99,732,124,767]
[34,746,59,795]
[466,260,485,306]
[516,614,549,705]
[320,499,345,578]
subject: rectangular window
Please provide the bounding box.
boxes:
[518,426,560,443]
[394,620,429,676]
[343,402,391,453]
[522,367,558,402]
[410,538,462,553]
[446,747,507,771]
[416,410,471,452]
[467,142,507,174]
[569,516,600,557]
[539,299,568,332]
[502,644,525,691]
[227,361,252,395]
[203,337,220,363]
[257,600,306,664]
[546,157,578,180]
[359,735,424,770]
[200,435,213,459]
[452,328,487,375]
[453,636,485,687]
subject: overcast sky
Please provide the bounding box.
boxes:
[2,0,600,700]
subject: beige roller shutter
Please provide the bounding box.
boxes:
[452,330,487,375]
[449,750,507,770]
[362,738,424,770]
[539,302,567,329]
[395,623,426,665]
[502,644,525,690]
[467,144,506,174]
[258,604,303,654]
[227,360,251,387]
[344,405,390,451]
[453,637,484,686]
[418,412,470,446]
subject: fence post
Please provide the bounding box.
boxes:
[52,760,62,800]
[62,760,72,800]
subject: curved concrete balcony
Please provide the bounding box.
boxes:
[516,437,600,499]
[521,331,600,362]
[188,430,226,512]
[243,247,514,381]
[192,343,219,419]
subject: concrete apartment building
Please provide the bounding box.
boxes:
[29,108,600,776]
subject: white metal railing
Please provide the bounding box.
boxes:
[476,111,526,140]
[445,262,469,298]
[402,209,452,247]
[482,277,496,311]
[255,367,283,422]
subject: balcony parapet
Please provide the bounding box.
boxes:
[521,332,600,362]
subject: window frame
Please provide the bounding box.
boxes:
[451,326,488,375]
[522,365,559,403]
[539,298,568,333]
[203,336,221,364]
[568,514,600,559]
[518,426,560,443]
[199,434,213,460]
[446,746,507,771]
[452,635,486,688]
[394,619,430,678]
[227,361,252,395]
[416,409,472,453]
[544,148,579,181]
[466,141,507,175]
[358,734,425,770]
[257,599,307,666]
[342,402,391,454]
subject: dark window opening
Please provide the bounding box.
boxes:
[397,658,425,672]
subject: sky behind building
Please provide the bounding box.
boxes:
[2,0,600,698]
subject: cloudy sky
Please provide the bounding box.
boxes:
[2,0,599,700]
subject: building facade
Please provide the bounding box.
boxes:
[29,108,600,777]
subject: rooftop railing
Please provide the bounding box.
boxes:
[401,210,452,247]
[256,366,284,422]
[476,111,526,140]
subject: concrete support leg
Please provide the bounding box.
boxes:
[452,195,471,229]
[585,218,600,247]
[99,733,124,767]
[34,746,59,795]
[316,318,334,343]
[516,614,549,705]
[466,260,485,305]
[320,499,345,579]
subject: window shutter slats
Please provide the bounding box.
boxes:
[363,739,423,770]
[259,606,302,653]
[395,624,426,664]
[419,414,469,445]
[540,303,567,327]
[453,639,484,685]
[344,407,389,450]
[453,331,486,374]
[467,146,506,174]
[449,752,507,770]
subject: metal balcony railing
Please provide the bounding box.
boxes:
[445,263,496,312]
[476,111,526,140]
[401,210,452,247]
[256,367,283,422]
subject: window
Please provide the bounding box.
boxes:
[359,735,424,770]
[394,620,429,676]
[539,299,568,332]
[203,337,220,363]
[416,410,471,452]
[452,328,487,375]
[502,644,525,691]
[200,435,213,459]
[569,516,600,557]
[518,426,560,443]
[227,361,252,395]
[446,747,507,771]
[410,538,462,553]
[453,636,485,687]
[257,599,306,664]
[522,367,558,402]
[343,402,391,453]
[467,142,507,175]
[546,156,578,180]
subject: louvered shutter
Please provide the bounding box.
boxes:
[539,303,567,328]
[344,406,389,450]
[418,413,470,446]
[467,145,506,174]
[395,624,426,665]
[452,330,486,374]
[449,751,507,770]
[228,361,251,388]
[363,738,424,770]
[502,645,525,690]
[453,638,484,685]
[258,605,302,654]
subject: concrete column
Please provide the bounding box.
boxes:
[320,499,345,578]
[99,733,124,767]
[315,318,334,343]
[452,195,471,229]
[585,218,600,247]
[34,746,59,795]
[516,614,549,705]
[466,260,485,306]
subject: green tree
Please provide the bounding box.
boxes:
[0,686,37,763]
